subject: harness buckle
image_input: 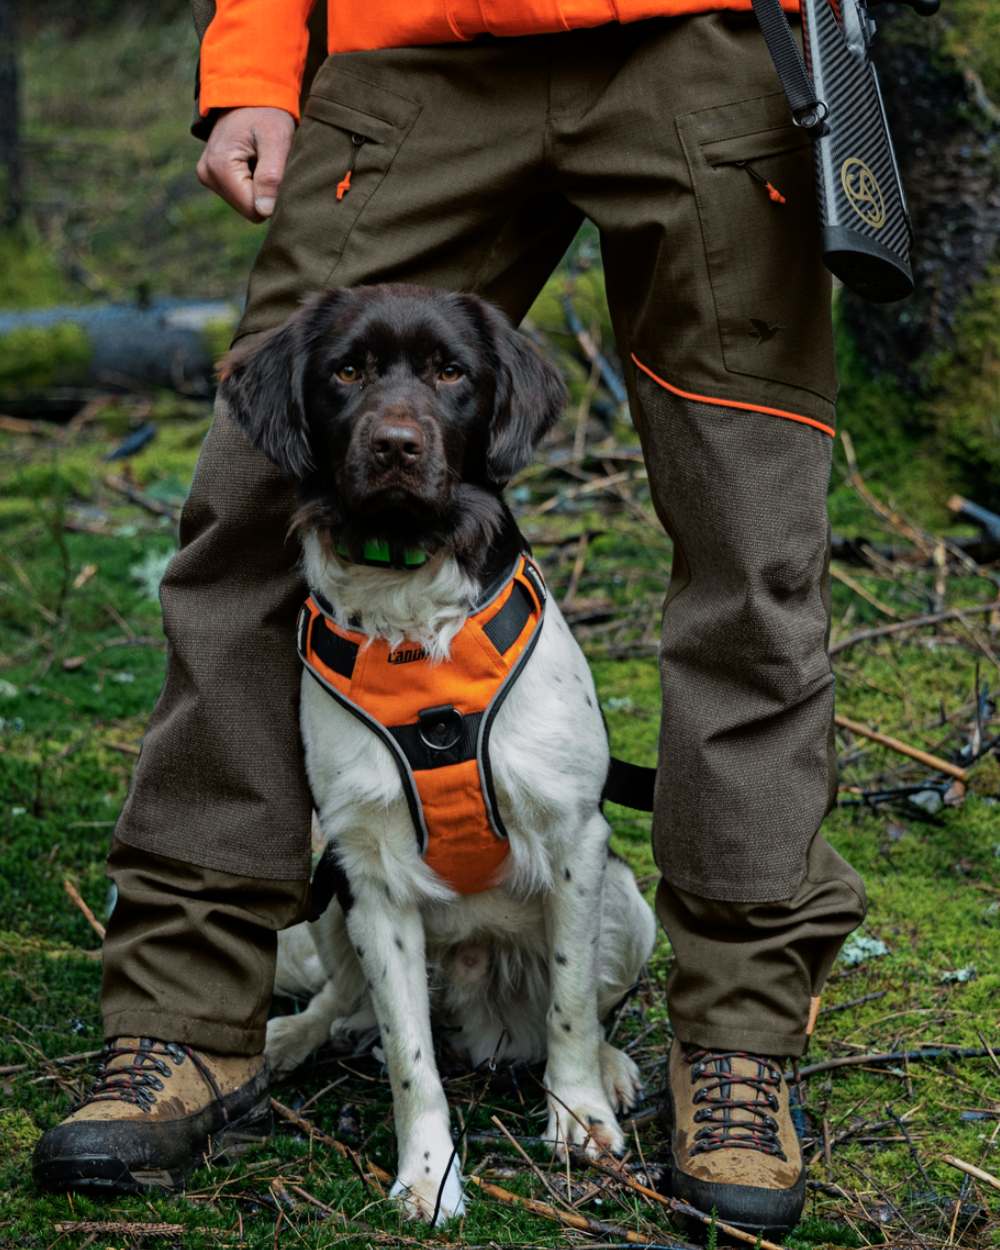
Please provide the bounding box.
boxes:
[418,705,465,753]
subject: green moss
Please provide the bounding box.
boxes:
[829,298,951,530]
[0,1109,42,1163]
[0,227,79,311]
[922,264,1000,509]
[939,0,1000,101]
[0,323,92,392]
[4,453,96,504]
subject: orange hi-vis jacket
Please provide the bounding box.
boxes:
[297,554,547,895]
[198,0,801,122]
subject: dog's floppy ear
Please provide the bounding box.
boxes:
[218,316,314,479]
[219,290,353,478]
[469,299,566,485]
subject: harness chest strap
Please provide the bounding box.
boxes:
[298,554,547,895]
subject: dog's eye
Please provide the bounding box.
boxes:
[438,364,464,384]
[335,364,362,384]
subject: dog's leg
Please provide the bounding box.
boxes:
[543,812,625,1159]
[266,979,342,1075]
[595,856,657,1112]
[344,882,464,1224]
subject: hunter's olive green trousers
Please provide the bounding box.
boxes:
[103,12,866,1058]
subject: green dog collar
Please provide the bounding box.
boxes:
[335,538,429,570]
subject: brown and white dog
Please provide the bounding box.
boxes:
[219,285,657,1224]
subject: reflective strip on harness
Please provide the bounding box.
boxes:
[299,554,546,894]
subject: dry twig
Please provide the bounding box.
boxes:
[942,1155,1000,1193]
[835,713,969,782]
[53,1221,185,1236]
[62,878,106,941]
[831,598,1000,656]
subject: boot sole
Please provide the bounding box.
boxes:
[662,1081,805,1238]
[33,1097,273,1195]
[671,1187,804,1243]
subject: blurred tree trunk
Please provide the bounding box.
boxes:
[838,7,1000,392]
[0,0,22,225]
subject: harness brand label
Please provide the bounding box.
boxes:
[388,646,429,665]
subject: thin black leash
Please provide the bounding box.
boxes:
[429,1028,507,1227]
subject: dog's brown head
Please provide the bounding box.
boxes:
[219,285,565,571]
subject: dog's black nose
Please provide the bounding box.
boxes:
[371,421,425,468]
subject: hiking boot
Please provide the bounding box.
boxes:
[33,1037,272,1193]
[664,1038,805,1237]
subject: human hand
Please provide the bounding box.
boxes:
[196,106,296,222]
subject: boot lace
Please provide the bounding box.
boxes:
[82,1038,220,1114]
[684,1047,786,1159]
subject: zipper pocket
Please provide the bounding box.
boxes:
[336,134,368,201]
[732,159,787,205]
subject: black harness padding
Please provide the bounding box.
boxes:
[310,624,359,680]
[483,580,534,654]
[603,757,657,812]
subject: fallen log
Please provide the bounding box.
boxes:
[0,298,238,411]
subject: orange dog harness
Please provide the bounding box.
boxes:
[298,554,547,894]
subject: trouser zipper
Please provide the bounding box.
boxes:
[336,134,368,201]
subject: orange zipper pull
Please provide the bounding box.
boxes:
[739,160,787,204]
[336,134,367,201]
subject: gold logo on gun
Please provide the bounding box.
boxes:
[840,158,886,229]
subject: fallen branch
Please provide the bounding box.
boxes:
[0,413,51,436]
[105,739,141,756]
[0,1047,100,1077]
[467,1174,667,1246]
[820,990,888,1016]
[830,598,1000,656]
[941,1155,1000,1194]
[104,473,180,521]
[792,1045,995,1081]
[840,430,935,558]
[53,1221,184,1236]
[63,878,106,941]
[489,1113,569,1210]
[271,1097,389,1194]
[830,566,900,619]
[834,713,968,782]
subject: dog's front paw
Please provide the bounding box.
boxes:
[390,1150,465,1224]
[265,1012,326,1075]
[544,1082,625,1160]
[599,1040,643,1113]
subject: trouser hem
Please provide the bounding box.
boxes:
[670,1015,809,1060]
[103,1009,264,1057]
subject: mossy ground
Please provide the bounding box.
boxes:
[1,393,998,1250]
[3,6,999,1245]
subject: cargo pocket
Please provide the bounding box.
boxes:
[238,68,422,337]
[677,92,837,406]
[300,75,421,265]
